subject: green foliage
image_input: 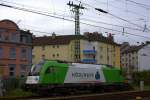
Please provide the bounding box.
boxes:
[132,70,150,85]
[5,88,32,97]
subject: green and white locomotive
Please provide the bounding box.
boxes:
[25,60,129,94]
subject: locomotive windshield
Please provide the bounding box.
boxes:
[30,60,45,75]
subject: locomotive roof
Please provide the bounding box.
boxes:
[70,63,103,69]
[38,60,118,70]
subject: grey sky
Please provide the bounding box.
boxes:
[0,0,150,44]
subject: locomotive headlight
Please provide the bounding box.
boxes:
[35,76,39,81]
[26,76,39,84]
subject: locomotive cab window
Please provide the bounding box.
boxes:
[45,66,55,74]
[30,61,45,75]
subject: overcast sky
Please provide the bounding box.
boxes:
[0,0,150,44]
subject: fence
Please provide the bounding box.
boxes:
[2,77,26,91]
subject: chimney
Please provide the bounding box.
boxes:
[146,41,150,44]
[93,32,99,36]
[52,32,56,39]
[107,33,114,41]
[27,30,30,33]
[32,35,36,38]
[84,32,90,38]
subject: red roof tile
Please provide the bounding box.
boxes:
[33,34,119,46]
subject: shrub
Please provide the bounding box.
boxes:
[132,70,150,85]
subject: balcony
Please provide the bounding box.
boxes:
[81,59,97,63]
[83,50,96,54]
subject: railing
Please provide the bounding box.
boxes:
[83,50,96,54]
[81,59,97,63]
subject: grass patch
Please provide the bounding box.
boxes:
[133,85,150,91]
[4,88,32,97]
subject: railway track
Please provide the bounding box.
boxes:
[1,90,150,100]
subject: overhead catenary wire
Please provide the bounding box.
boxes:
[0,0,66,14]
[81,0,150,28]
[81,17,144,31]
[0,0,70,18]
[126,0,150,9]
[0,27,63,36]
[0,2,150,40]
[94,0,150,20]
[1,0,149,29]
[75,0,150,31]
[0,3,74,22]
[80,21,150,39]
[0,0,147,32]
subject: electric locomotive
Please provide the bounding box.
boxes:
[25,60,130,94]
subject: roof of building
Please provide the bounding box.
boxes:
[33,33,120,46]
[122,43,150,54]
[20,30,32,35]
[0,19,19,30]
[0,19,32,35]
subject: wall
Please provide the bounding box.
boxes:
[32,44,71,64]
[138,44,150,71]
[0,20,32,78]
[33,37,121,68]
[115,46,120,68]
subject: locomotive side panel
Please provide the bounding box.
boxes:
[64,63,106,83]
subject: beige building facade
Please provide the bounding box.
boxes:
[33,32,120,68]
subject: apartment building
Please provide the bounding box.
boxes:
[121,42,150,72]
[33,32,120,68]
[0,19,32,79]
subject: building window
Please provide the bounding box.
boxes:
[20,64,26,77]
[42,54,45,59]
[107,48,109,52]
[8,64,16,77]
[93,55,95,59]
[126,58,128,61]
[11,33,17,42]
[53,54,55,57]
[132,57,135,60]
[28,48,32,65]
[4,35,9,41]
[9,48,16,59]
[75,55,78,59]
[93,46,95,50]
[57,53,59,57]
[0,29,5,33]
[113,53,115,57]
[0,47,3,58]
[20,35,28,43]
[42,46,45,50]
[100,46,103,51]
[129,54,131,57]
[100,55,103,59]
[0,29,5,40]
[20,48,27,59]
[107,56,109,61]
[0,33,3,40]
[32,55,35,58]
[57,45,59,48]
